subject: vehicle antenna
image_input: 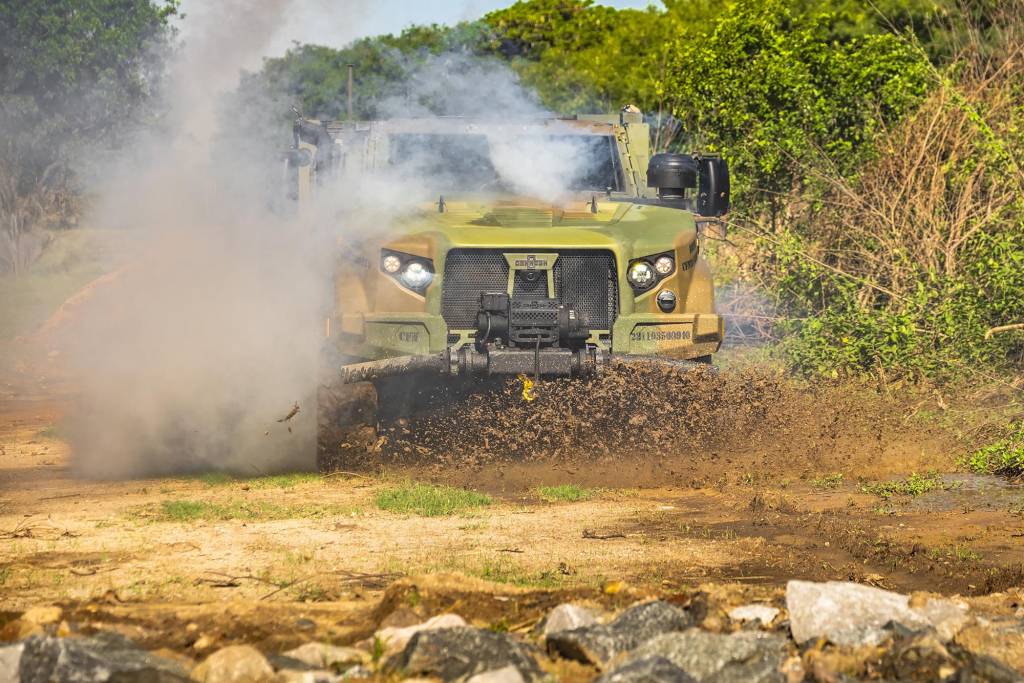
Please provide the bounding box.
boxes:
[346,64,354,120]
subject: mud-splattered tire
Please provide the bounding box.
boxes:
[316,379,379,473]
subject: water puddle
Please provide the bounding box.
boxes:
[907,473,1023,513]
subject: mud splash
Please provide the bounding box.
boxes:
[371,362,958,490]
[380,363,782,464]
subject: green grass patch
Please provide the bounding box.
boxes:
[535,484,595,503]
[964,423,1024,477]
[248,473,322,489]
[929,544,982,564]
[142,499,358,522]
[189,471,322,488]
[860,472,957,499]
[811,473,845,489]
[375,482,492,516]
[475,560,563,589]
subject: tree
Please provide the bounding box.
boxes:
[0,0,177,272]
[664,0,930,217]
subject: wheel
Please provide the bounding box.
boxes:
[316,378,379,473]
[693,355,713,365]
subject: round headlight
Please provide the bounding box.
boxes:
[628,261,656,289]
[400,261,433,290]
[382,254,402,274]
[654,255,674,275]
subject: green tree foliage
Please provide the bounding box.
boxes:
[0,0,178,185]
[762,15,1024,379]
[479,0,703,114]
[664,0,931,211]
[0,0,177,273]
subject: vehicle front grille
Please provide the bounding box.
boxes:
[440,249,619,331]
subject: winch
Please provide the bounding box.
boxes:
[475,292,590,350]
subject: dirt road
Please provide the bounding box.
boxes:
[3,391,1022,626]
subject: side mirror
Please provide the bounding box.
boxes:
[696,156,729,217]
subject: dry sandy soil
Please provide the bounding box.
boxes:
[2,374,1023,652]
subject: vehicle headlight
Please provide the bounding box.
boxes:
[628,261,656,289]
[654,255,674,275]
[399,260,433,290]
[381,254,402,274]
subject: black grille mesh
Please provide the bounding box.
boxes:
[441,249,618,331]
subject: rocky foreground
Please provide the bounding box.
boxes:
[2,579,1024,682]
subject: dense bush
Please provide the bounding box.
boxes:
[763,11,1024,379]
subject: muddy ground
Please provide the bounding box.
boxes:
[2,366,1023,657]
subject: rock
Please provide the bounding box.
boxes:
[281,643,368,670]
[879,630,957,681]
[465,664,527,683]
[376,613,467,653]
[193,634,216,652]
[955,617,1024,672]
[786,580,930,646]
[622,629,789,682]
[595,656,698,682]
[272,670,341,683]
[540,604,599,637]
[192,645,275,683]
[21,606,62,627]
[0,643,24,683]
[388,627,543,682]
[547,600,692,667]
[728,605,780,626]
[915,598,970,642]
[338,665,373,680]
[16,633,190,682]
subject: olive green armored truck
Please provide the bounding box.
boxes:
[288,109,729,470]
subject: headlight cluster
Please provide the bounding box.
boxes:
[381,249,434,292]
[627,251,675,291]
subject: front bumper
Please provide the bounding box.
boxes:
[336,312,724,360]
[336,347,713,384]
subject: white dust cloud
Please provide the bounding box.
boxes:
[63,2,599,478]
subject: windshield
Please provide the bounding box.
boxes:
[388,133,623,194]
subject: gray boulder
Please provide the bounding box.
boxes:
[192,645,274,682]
[388,627,544,682]
[786,581,931,646]
[465,664,527,683]
[0,643,24,683]
[622,629,789,683]
[595,656,698,683]
[14,633,190,682]
[280,643,368,671]
[546,600,692,667]
[540,604,599,637]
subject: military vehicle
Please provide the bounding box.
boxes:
[288,109,729,471]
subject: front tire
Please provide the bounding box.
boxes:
[316,379,379,473]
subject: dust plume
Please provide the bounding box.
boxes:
[61,2,591,478]
[63,1,368,478]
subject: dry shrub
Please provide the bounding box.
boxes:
[812,35,1024,303]
[761,2,1024,378]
